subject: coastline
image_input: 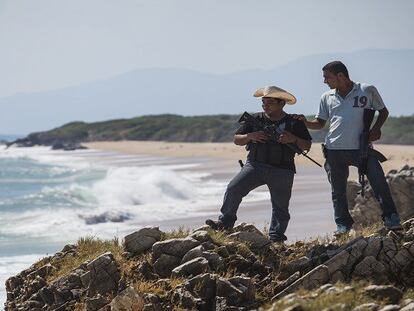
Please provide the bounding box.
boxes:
[84,141,414,177]
[83,141,343,240]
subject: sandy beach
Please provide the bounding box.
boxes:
[84,141,413,240]
[85,141,414,176]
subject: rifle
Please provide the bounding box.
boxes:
[238,112,322,167]
[358,109,387,196]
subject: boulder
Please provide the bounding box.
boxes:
[171,287,203,310]
[352,256,387,283]
[401,302,414,311]
[364,285,403,304]
[123,227,162,255]
[171,257,210,278]
[109,287,144,311]
[189,230,212,243]
[349,166,414,226]
[216,276,255,306]
[229,231,271,250]
[352,303,380,311]
[153,254,180,278]
[181,245,205,264]
[272,265,330,300]
[152,237,200,259]
[183,273,217,309]
[80,252,120,297]
[85,294,108,311]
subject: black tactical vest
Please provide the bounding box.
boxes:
[246,114,296,166]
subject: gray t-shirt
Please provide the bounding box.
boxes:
[316,82,385,150]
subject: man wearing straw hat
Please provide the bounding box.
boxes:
[206,86,312,242]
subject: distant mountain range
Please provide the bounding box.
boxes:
[1,49,413,134]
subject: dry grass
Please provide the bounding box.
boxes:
[73,302,85,311]
[47,236,143,283]
[207,228,234,246]
[161,226,191,240]
[132,277,185,297]
[265,281,390,311]
[404,288,414,300]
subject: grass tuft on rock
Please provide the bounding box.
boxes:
[48,236,128,282]
[132,277,185,297]
[161,226,191,240]
[266,281,382,311]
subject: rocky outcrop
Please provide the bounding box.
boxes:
[5,246,121,311]
[348,166,414,227]
[5,218,414,310]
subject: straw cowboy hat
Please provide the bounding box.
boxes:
[253,86,297,105]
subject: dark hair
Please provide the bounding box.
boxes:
[322,61,349,79]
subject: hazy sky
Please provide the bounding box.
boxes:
[1,0,414,98]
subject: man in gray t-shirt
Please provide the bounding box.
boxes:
[294,61,401,235]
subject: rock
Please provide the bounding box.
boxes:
[250,260,270,277]
[181,245,205,264]
[229,230,271,250]
[378,305,401,311]
[109,287,144,311]
[364,285,403,304]
[39,287,55,305]
[135,261,156,280]
[227,254,252,273]
[202,251,225,271]
[153,254,180,278]
[349,166,414,226]
[390,245,414,275]
[123,227,162,255]
[172,287,203,309]
[401,302,414,311]
[85,294,108,311]
[217,246,230,258]
[364,236,383,258]
[352,256,387,283]
[325,250,349,277]
[323,303,347,311]
[402,299,414,307]
[233,222,263,234]
[283,304,305,311]
[272,265,330,300]
[378,237,398,265]
[274,272,301,294]
[83,212,131,225]
[285,256,312,274]
[352,303,380,311]
[216,276,255,306]
[171,257,210,278]
[81,252,120,297]
[52,141,87,151]
[183,273,217,309]
[189,230,212,243]
[152,237,200,259]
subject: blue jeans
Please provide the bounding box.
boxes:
[218,161,294,240]
[324,149,397,228]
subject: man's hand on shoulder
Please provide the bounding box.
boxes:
[292,115,326,130]
[291,114,307,122]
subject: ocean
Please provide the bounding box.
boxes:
[0,145,268,306]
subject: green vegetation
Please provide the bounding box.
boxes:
[22,114,414,145]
